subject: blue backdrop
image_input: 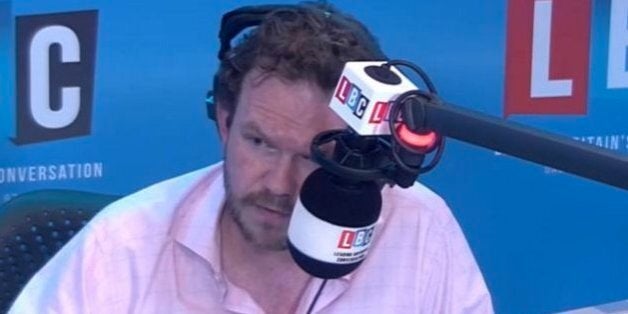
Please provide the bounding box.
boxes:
[1,0,627,312]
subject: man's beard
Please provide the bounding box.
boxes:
[223,165,295,251]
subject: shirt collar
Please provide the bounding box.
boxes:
[169,164,226,274]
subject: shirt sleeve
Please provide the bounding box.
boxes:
[426,215,494,314]
[8,223,104,314]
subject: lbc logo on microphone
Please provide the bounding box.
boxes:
[334,76,371,119]
[334,75,392,124]
[8,9,98,145]
[337,226,375,249]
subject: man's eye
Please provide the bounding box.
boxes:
[247,136,269,148]
[251,137,264,146]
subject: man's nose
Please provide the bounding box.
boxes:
[264,155,298,197]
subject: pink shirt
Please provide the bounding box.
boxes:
[10,163,493,313]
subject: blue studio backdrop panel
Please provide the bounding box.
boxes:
[1,0,627,312]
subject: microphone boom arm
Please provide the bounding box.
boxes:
[402,95,628,190]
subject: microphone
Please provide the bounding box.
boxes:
[286,61,434,279]
[287,168,381,279]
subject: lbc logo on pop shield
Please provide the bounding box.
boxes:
[2,7,98,145]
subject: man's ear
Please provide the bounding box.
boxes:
[215,102,231,145]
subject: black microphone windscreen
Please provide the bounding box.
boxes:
[288,168,382,279]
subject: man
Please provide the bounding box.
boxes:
[10,3,492,313]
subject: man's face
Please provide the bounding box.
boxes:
[217,70,345,251]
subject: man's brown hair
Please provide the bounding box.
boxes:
[213,2,386,122]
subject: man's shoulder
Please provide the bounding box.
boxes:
[87,163,223,245]
[376,181,470,258]
[382,181,453,228]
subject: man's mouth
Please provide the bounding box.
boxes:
[257,205,291,217]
